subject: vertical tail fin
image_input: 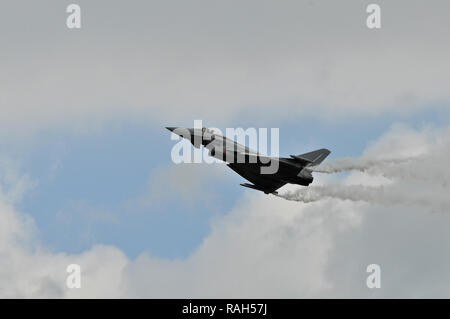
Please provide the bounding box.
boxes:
[290,148,331,166]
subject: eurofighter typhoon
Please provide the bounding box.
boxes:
[167,127,330,195]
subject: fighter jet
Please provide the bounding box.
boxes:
[166,126,330,195]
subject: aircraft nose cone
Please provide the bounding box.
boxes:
[166,127,178,132]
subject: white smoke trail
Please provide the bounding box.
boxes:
[309,157,417,174]
[275,184,449,210]
[276,128,450,209]
[310,153,450,185]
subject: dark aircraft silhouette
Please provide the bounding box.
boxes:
[167,127,330,195]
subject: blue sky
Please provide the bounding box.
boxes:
[11,106,448,259]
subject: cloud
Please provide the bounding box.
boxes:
[0,165,129,298]
[1,1,450,135]
[0,158,36,205]
[122,194,361,298]
[280,125,450,210]
[1,124,450,297]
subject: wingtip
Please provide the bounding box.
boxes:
[166,127,177,132]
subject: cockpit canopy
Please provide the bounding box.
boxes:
[202,127,220,135]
